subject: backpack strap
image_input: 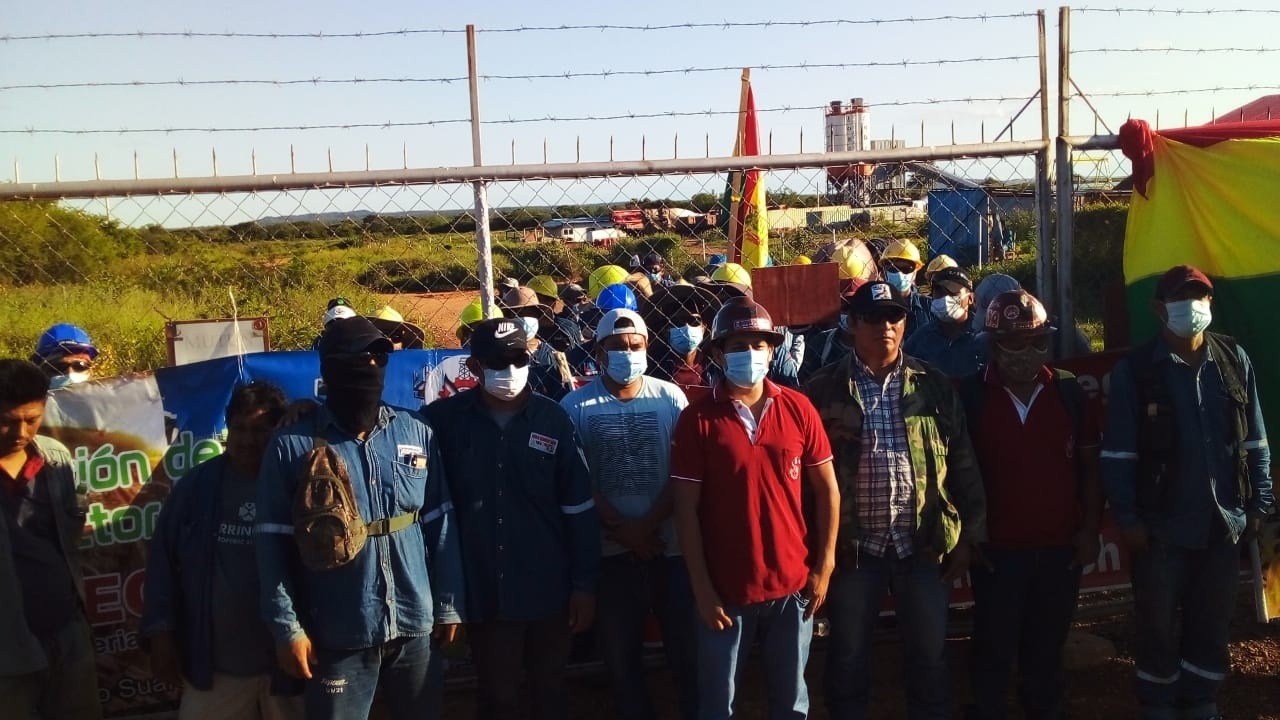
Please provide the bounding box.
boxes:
[310,428,419,538]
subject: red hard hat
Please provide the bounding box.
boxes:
[984,290,1053,337]
[709,296,784,346]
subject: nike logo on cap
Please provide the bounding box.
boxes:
[494,322,519,338]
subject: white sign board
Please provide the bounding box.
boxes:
[166,318,270,366]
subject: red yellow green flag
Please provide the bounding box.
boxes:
[725,71,768,270]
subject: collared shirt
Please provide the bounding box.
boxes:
[851,353,917,559]
[255,404,465,650]
[902,318,987,378]
[974,365,1099,548]
[424,389,599,623]
[0,447,79,638]
[669,380,833,606]
[1102,336,1273,548]
[902,290,934,342]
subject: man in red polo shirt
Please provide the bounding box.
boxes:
[671,296,839,720]
[960,290,1101,720]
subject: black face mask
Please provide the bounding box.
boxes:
[320,357,386,434]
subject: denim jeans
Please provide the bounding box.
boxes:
[596,554,698,720]
[0,613,102,720]
[1130,537,1240,720]
[969,546,1081,720]
[824,549,950,720]
[696,591,813,720]
[305,634,442,720]
[468,613,572,720]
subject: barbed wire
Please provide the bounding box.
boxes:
[1072,84,1280,99]
[0,55,1038,93]
[1074,46,1280,55]
[0,13,1036,42]
[0,95,1034,135]
[1075,6,1280,15]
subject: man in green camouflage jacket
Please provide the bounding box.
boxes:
[803,280,986,720]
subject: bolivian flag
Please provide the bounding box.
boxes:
[1120,118,1280,397]
[725,70,768,270]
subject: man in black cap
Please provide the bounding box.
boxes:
[255,316,465,720]
[804,280,985,719]
[903,266,986,378]
[1102,264,1271,720]
[640,251,676,289]
[424,318,599,720]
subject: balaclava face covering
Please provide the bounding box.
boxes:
[320,355,385,434]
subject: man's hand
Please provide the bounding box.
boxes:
[147,632,183,688]
[803,565,834,619]
[1071,528,1102,568]
[695,591,734,631]
[568,590,595,634]
[940,542,973,585]
[276,635,316,680]
[1121,523,1150,555]
[607,518,664,560]
[432,623,461,646]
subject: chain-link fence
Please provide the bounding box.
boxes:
[0,141,1049,377]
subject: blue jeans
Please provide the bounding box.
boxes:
[824,549,950,720]
[305,634,442,720]
[1130,537,1240,720]
[696,591,813,720]
[969,546,1081,720]
[596,554,698,720]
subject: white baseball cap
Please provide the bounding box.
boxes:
[595,308,648,338]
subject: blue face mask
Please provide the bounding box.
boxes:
[647,272,663,283]
[885,269,916,293]
[605,350,647,385]
[517,316,540,342]
[669,325,704,354]
[723,349,770,388]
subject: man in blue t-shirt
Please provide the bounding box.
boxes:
[560,309,696,720]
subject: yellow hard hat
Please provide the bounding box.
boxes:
[794,255,812,265]
[831,243,875,280]
[882,239,924,271]
[710,262,752,288]
[527,275,559,301]
[373,305,404,323]
[925,254,959,275]
[588,265,630,300]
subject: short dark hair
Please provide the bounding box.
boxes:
[226,382,287,425]
[0,359,51,409]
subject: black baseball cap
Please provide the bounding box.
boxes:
[847,280,909,316]
[468,318,529,366]
[318,317,394,356]
[931,267,974,292]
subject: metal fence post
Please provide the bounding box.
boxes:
[1055,5,1076,354]
[467,24,496,319]
[1035,9,1055,308]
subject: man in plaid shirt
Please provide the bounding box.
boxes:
[804,280,986,720]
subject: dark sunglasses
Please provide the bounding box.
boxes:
[54,360,93,373]
[481,353,530,371]
[859,309,907,325]
[881,260,917,274]
[996,337,1050,353]
[328,351,389,367]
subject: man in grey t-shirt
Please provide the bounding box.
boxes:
[560,309,696,720]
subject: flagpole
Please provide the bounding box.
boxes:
[727,68,751,264]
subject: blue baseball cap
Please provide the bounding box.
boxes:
[34,323,98,360]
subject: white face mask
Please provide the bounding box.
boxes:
[49,371,91,390]
[517,316,540,342]
[482,364,529,400]
[1164,298,1212,338]
[930,294,969,323]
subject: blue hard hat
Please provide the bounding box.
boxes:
[35,323,98,360]
[596,283,638,312]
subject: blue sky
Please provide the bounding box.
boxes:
[3,1,1278,224]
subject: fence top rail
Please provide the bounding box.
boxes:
[0,140,1047,201]
[1062,134,1120,150]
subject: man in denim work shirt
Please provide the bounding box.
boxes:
[425,318,600,720]
[255,316,465,720]
[902,267,986,379]
[1102,265,1272,720]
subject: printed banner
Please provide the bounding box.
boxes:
[41,349,465,718]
